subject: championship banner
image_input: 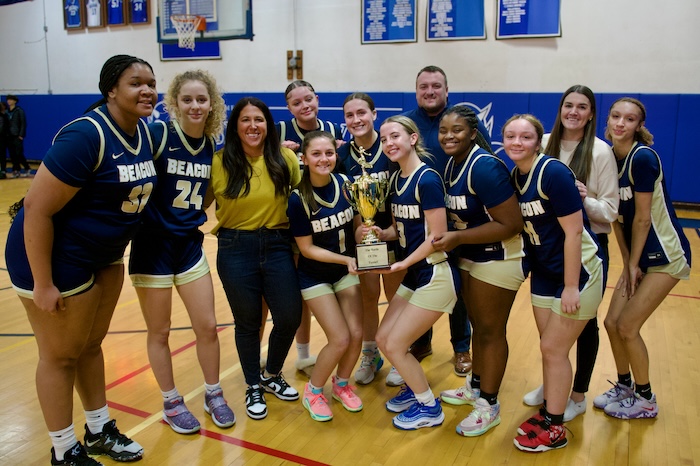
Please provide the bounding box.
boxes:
[496,0,561,39]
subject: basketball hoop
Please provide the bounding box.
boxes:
[171,15,204,50]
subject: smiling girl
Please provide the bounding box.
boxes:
[594,98,690,419]
[287,131,364,422]
[128,70,233,434]
[503,115,604,453]
[522,85,619,422]
[5,54,156,465]
[336,93,404,386]
[434,106,525,437]
[370,115,459,430]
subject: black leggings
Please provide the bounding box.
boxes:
[572,233,608,393]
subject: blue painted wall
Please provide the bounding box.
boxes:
[8,92,698,203]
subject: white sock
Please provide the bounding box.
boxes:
[49,425,78,461]
[204,382,221,394]
[84,405,110,435]
[415,388,436,407]
[362,341,378,352]
[308,382,323,394]
[334,376,349,386]
[297,342,310,360]
[161,387,180,402]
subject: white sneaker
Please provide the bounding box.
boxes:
[385,366,404,386]
[355,348,384,385]
[563,397,587,422]
[523,384,544,406]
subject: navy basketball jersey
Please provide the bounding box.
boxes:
[389,163,448,268]
[337,137,396,229]
[276,118,342,165]
[140,120,215,236]
[107,0,124,24]
[288,173,357,279]
[617,144,691,268]
[445,145,524,262]
[65,0,82,27]
[511,154,600,279]
[129,0,148,23]
[38,105,156,267]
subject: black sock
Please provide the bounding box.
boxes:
[480,391,498,405]
[635,382,653,400]
[471,374,481,391]
[618,372,633,387]
[543,409,564,426]
[539,400,547,416]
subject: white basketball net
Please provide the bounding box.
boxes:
[171,15,201,50]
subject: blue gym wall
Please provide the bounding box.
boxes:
[12,92,699,204]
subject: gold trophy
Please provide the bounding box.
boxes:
[342,143,391,270]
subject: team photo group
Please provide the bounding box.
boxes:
[4,56,691,465]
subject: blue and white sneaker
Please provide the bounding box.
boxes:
[392,399,445,430]
[604,393,658,419]
[385,384,416,413]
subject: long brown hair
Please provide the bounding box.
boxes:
[544,85,597,183]
[221,97,292,199]
[298,131,336,212]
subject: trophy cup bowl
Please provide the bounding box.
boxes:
[342,174,391,270]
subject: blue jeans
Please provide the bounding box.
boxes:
[216,228,302,386]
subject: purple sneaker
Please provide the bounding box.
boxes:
[163,396,201,434]
[205,389,236,428]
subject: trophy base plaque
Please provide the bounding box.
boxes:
[356,242,391,271]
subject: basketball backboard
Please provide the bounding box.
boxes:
[157,0,252,43]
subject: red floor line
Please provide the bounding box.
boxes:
[107,400,151,418]
[199,428,331,466]
[105,327,227,391]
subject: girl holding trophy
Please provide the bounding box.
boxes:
[368,116,459,430]
[287,131,364,422]
[337,92,404,386]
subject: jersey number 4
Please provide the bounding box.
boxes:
[523,220,542,246]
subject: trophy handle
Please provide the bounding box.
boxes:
[342,180,358,209]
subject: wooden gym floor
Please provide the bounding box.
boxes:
[1,176,699,465]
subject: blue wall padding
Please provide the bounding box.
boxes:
[6,91,698,203]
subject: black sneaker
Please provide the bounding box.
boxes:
[260,371,299,401]
[245,385,268,420]
[84,420,144,462]
[51,442,103,465]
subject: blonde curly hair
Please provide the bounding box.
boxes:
[164,69,225,139]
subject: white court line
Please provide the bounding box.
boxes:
[124,343,267,438]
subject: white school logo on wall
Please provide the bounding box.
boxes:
[455,101,504,156]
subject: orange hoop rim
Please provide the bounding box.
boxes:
[170,14,206,31]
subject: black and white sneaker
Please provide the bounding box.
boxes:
[51,442,103,465]
[245,385,268,420]
[84,420,144,462]
[260,371,299,401]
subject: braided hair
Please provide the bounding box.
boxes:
[85,54,154,113]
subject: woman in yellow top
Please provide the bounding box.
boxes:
[210,97,302,420]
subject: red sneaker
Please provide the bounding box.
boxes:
[516,411,545,435]
[514,422,567,452]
